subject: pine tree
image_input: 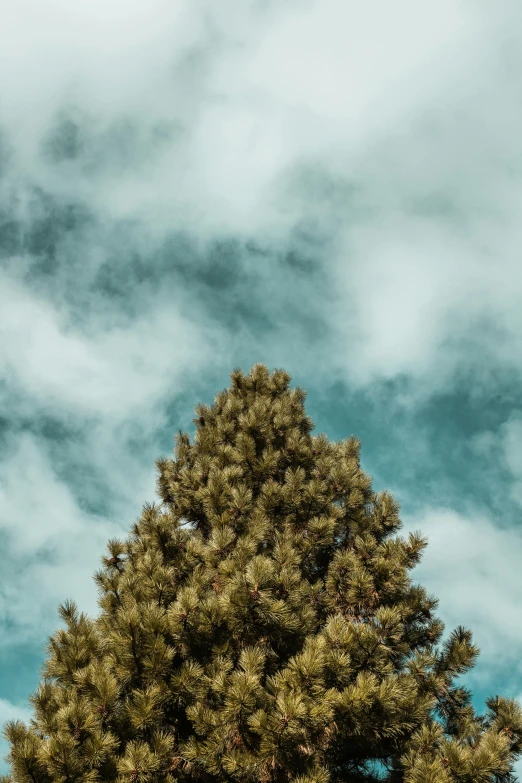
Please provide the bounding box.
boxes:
[2,363,521,783]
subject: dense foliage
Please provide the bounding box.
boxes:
[2,364,521,782]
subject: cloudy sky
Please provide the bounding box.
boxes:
[1,0,522,776]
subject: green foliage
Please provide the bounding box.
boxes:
[2,364,521,782]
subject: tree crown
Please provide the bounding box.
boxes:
[2,364,521,783]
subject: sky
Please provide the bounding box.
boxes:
[0,0,522,776]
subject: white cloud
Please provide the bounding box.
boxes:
[403,507,522,678]
[1,0,521,401]
[0,272,222,421]
[0,697,33,727]
[0,433,130,645]
[0,0,494,235]
[4,0,522,396]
